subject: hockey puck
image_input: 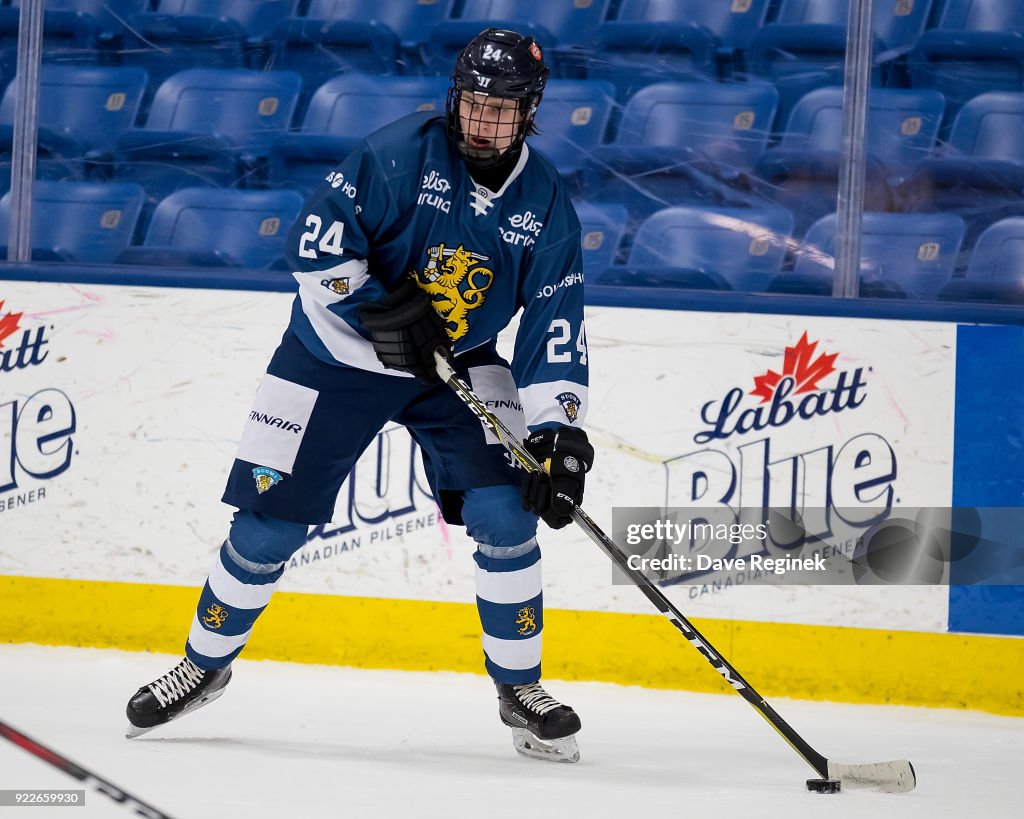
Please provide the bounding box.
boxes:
[806,778,842,794]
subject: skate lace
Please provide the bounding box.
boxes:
[148,658,205,708]
[513,683,561,716]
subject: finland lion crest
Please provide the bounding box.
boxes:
[556,391,582,423]
[412,243,493,341]
[252,466,283,494]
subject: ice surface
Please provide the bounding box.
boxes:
[0,645,1018,818]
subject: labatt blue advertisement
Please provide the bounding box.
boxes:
[8,284,1011,637]
[0,299,77,515]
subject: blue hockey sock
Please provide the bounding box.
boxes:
[462,486,543,684]
[186,511,307,669]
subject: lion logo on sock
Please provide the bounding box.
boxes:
[515,606,537,636]
[412,243,493,341]
[203,604,229,630]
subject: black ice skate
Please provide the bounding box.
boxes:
[496,681,581,763]
[125,658,232,739]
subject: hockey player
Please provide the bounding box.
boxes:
[125,29,592,763]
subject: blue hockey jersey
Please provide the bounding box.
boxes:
[284,112,588,431]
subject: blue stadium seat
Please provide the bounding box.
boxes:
[529,80,616,176]
[417,21,554,78]
[0,65,148,160]
[8,0,148,47]
[611,80,778,168]
[897,92,1024,216]
[118,1,300,90]
[134,68,300,155]
[573,200,628,277]
[582,81,778,224]
[268,74,449,194]
[775,86,945,170]
[613,0,771,49]
[113,68,301,213]
[748,0,935,130]
[269,14,401,100]
[0,1,148,88]
[152,0,298,35]
[420,0,611,77]
[117,187,304,269]
[301,0,456,52]
[909,1,1024,129]
[595,205,793,292]
[755,86,944,236]
[0,180,144,263]
[591,0,772,96]
[787,211,965,298]
[940,216,1024,304]
[588,1,756,98]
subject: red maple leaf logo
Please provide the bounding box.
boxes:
[750,332,838,404]
[0,300,23,349]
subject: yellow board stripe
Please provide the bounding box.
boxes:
[2,575,1022,715]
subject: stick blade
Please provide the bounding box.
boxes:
[828,759,916,793]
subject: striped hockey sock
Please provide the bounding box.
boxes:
[185,539,285,669]
[474,541,543,684]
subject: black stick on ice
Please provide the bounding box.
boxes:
[0,719,176,818]
[434,351,916,794]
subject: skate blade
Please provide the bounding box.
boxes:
[125,686,228,739]
[510,727,580,764]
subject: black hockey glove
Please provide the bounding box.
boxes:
[358,280,451,383]
[521,426,594,530]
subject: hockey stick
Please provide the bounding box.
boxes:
[434,351,916,794]
[0,719,176,818]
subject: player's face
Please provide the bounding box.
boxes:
[458,92,521,155]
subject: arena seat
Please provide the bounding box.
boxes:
[748,0,934,131]
[7,0,148,47]
[421,0,611,77]
[573,200,629,277]
[588,0,771,99]
[417,19,554,78]
[268,74,449,194]
[591,0,772,96]
[0,1,147,91]
[940,216,1024,304]
[755,86,944,236]
[0,180,143,263]
[594,204,792,292]
[787,211,965,299]
[582,80,778,224]
[116,1,300,90]
[113,68,301,215]
[897,92,1024,216]
[269,16,401,101]
[610,80,778,169]
[301,0,456,52]
[0,65,148,160]
[529,80,616,176]
[117,187,304,269]
[909,0,1024,129]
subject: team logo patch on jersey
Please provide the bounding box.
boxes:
[320,277,350,295]
[252,466,283,494]
[515,606,537,636]
[202,604,229,630]
[412,243,494,341]
[556,391,582,423]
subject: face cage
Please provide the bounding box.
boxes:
[446,85,537,170]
